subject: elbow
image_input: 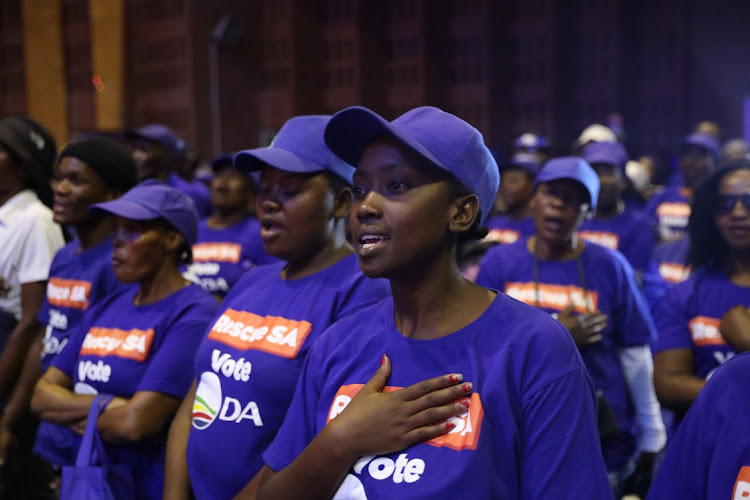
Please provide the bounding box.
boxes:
[30,380,50,419]
[100,411,156,444]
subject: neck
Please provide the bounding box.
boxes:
[529,234,580,261]
[75,217,115,251]
[389,250,494,340]
[595,200,623,220]
[207,208,249,229]
[728,248,750,286]
[135,263,188,306]
[283,225,352,280]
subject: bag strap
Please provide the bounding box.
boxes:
[75,394,115,467]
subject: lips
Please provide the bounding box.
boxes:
[260,217,284,240]
[355,230,391,257]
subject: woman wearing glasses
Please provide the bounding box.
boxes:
[653,159,750,439]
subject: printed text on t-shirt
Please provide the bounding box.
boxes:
[80,327,155,362]
[505,282,599,314]
[47,277,92,310]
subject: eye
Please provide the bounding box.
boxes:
[352,185,367,200]
[387,180,408,193]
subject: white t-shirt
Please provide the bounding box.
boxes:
[0,190,65,320]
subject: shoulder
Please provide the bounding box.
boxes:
[483,237,529,261]
[582,240,627,270]
[50,241,80,266]
[174,284,221,315]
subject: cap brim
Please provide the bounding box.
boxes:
[324,107,447,173]
[90,198,161,220]
[233,148,325,175]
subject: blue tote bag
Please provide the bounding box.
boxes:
[61,394,135,500]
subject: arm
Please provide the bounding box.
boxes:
[254,355,470,500]
[653,349,705,414]
[163,379,197,500]
[30,366,96,425]
[0,282,46,401]
[97,390,181,444]
[619,345,666,453]
[719,305,750,353]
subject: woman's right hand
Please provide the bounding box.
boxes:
[325,354,472,460]
[556,304,608,348]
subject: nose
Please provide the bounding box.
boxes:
[257,192,281,214]
[355,190,383,221]
[53,178,71,196]
[730,198,750,217]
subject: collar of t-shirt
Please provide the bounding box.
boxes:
[0,190,38,226]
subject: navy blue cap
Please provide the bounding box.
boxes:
[533,157,601,210]
[127,124,186,157]
[682,132,720,158]
[233,115,354,184]
[324,106,500,223]
[582,141,628,168]
[90,180,199,245]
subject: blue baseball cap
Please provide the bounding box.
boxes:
[582,141,628,168]
[503,151,542,176]
[323,106,500,223]
[127,124,186,157]
[533,157,600,210]
[233,115,355,184]
[682,132,720,158]
[513,132,550,151]
[90,180,199,245]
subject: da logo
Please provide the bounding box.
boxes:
[193,372,222,430]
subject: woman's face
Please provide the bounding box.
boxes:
[211,166,254,214]
[256,166,342,264]
[498,168,533,211]
[530,180,590,245]
[111,216,179,283]
[714,168,750,251]
[52,156,116,225]
[349,137,457,279]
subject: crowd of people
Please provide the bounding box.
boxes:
[0,106,748,500]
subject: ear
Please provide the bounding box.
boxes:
[333,186,352,219]
[162,230,184,254]
[448,194,480,233]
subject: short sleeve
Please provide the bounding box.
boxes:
[610,252,656,347]
[51,324,85,379]
[263,343,325,472]
[621,216,656,273]
[651,282,694,354]
[136,302,217,398]
[15,214,64,284]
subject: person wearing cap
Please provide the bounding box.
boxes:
[477,156,665,497]
[0,138,139,496]
[182,153,277,300]
[578,141,656,277]
[652,160,750,447]
[31,181,220,500]
[512,132,551,165]
[573,123,618,156]
[646,132,720,242]
[484,154,539,245]
[251,107,610,500]
[163,115,389,500]
[170,147,213,219]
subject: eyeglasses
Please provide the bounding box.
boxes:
[714,193,750,215]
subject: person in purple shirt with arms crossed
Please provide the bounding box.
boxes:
[251,107,611,500]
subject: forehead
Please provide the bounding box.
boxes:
[591,162,620,176]
[719,168,750,193]
[356,136,444,178]
[258,165,316,182]
[539,178,587,194]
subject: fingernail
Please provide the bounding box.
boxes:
[462,382,473,393]
[449,374,463,383]
[457,399,470,410]
[380,354,386,366]
[445,421,456,431]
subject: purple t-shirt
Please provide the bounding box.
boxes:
[185,218,278,297]
[651,236,691,285]
[484,214,535,244]
[645,186,690,242]
[52,284,219,500]
[34,236,132,466]
[263,294,612,499]
[186,254,390,500]
[578,209,656,273]
[476,238,655,471]
[646,351,750,500]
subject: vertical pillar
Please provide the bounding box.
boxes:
[89,0,125,131]
[21,0,68,144]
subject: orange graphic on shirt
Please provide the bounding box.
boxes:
[79,327,155,362]
[658,262,691,284]
[505,282,599,314]
[328,384,484,451]
[656,202,690,218]
[485,228,521,245]
[732,466,750,499]
[577,231,620,250]
[207,309,312,359]
[689,316,727,347]
[47,278,92,310]
[192,243,242,263]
